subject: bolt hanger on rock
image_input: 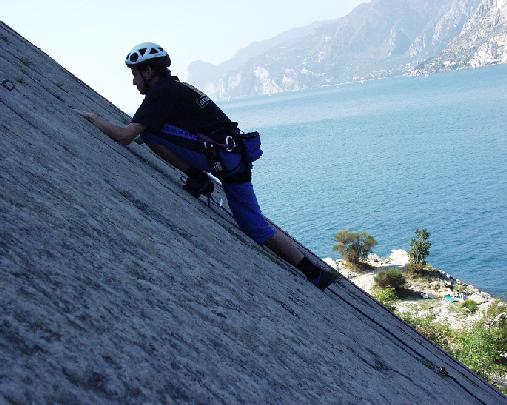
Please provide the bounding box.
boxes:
[1,79,15,91]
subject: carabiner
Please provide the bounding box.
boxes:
[225,135,236,152]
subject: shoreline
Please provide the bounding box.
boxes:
[324,250,502,330]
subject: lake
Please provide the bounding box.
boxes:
[222,65,507,299]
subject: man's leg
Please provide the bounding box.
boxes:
[147,142,214,197]
[222,182,326,286]
[264,230,304,266]
[264,231,324,283]
[148,144,190,172]
[145,134,332,288]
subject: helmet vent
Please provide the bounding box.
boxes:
[149,48,158,54]
[139,48,147,56]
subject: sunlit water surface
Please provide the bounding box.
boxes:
[222,65,507,299]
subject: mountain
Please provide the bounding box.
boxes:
[188,0,486,100]
[407,0,484,59]
[411,0,507,74]
[187,20,333,91]
[1,21,504,403]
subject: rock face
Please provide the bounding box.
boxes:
[0,21,505,404]
[188,0,506,100]
[413,0,507,73]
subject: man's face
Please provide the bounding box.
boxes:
[131,67,147,95]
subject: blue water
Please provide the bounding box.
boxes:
[222,65,507,299]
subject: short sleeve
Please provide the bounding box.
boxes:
[131,85,177,132]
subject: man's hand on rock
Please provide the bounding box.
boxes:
[74,109,96,122]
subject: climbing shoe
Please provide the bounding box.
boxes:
[183,175,214,198]
[297,257,339,290]
[182,169,215,206]
[310,267,339,290]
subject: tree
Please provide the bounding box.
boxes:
[409,228,431,265]
[333,230,377,264]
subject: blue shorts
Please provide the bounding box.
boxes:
[142,126,276,244]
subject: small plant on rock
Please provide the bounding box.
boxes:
[19,57,31,67]
[405,263,444,283]
[374,268,406,291]
[398,313,453,352]
[461,299,479,313]
[372,286,398,310]
[483,300,507,329]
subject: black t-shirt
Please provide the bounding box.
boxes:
[131,75,237,136]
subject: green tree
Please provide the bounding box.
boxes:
[409,228,431,265]
[333,230,377,264]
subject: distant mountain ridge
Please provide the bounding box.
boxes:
[411,0,507,74]
[187,20,333,90]
[188,0,505,100]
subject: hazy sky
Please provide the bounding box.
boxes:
[4,0,367,112]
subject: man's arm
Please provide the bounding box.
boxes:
[75,110,146,146]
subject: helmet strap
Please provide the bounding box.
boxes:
[139,67,152,93]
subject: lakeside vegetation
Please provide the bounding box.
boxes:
[397,299,507,395]
[333,229,507,395]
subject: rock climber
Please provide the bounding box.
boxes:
[76,42,337,289]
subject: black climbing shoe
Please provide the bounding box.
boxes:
[182,170,215,207]
[183,175,214,198]
[309,267,339,290]
[297,257,339,290]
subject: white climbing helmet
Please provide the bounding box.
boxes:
[125,42,171,67]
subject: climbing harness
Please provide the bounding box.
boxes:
[155,124,262,184]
